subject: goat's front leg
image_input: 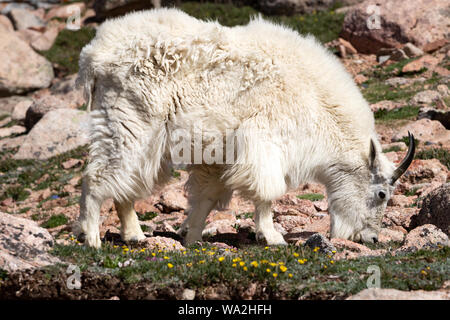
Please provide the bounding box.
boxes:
[254,201,287,245]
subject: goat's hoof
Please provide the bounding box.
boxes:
[77,232,86,243]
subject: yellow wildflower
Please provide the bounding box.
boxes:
[280,265,287,273]
[218,257,225,262]
[251,261,259,267]
[273,273,278,278]
[167,263,173,268]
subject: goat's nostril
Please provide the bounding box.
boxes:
[372,237,378,243]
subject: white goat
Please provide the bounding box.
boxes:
[75,8,415,248]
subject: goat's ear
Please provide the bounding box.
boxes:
[369,139,377,169]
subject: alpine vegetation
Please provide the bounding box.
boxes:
[74,8,415,248]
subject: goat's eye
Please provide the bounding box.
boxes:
[378,191,386,199]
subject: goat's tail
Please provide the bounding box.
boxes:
[76,52,96,112]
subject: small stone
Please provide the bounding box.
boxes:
[402,55,439,73]
[402,43,424,58]
[0,125,26,138]
[304,233,336,255]
[181,289,196,300]
[11,99,33,122]
[423,39,448,53]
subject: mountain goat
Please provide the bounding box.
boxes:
[75,8,415,248]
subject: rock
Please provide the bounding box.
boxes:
[158,189,188,213]
[399,159,448,185]
[381,48,408,62]
[383,207,419,229]
[433,66,450,77]
[370,100,403,112]
[436,85,450,98]
[181,289,196,300]
[203,220,237,237]
[274,194,317,216]
[331,238,386,260]
[11,99,33,122]
[140,236,185,251]
[0,3,35,15]
[402,55,440,73]
[0,212,60,272]
[0,30,53,96]
[0,135,26,151]
[45,3,86,20]
[25,95,75,131]
[93,0,158,19]
[9,8,46,30]
[134,198,159,215]
[347,288,450,300]
[341,0,449,54]
[0,116,12,127]
[392,119,450,147]
[13,28,41,45]
[313,199,328,212]
[378,228,405,243]
[338,37,358,55]
[354,74,368,84]
[418,107,450,130]
[275,215,310,232]
[0,125,26,138]
[61,158,84,169]
[256,0,335,16]
[402,43,424,58]
[384,77,409,87]
[409,90,441,105]
[387,195,417,207]
[397,224,449,253]
[299,216,330,235]
[410,184,449,236]
[423,39,448,54]
[14,109,90,160]
[304,233,336,254]
[30,25,59,51]
[0,15,14,32]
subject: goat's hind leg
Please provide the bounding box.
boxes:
[115,200,146,242]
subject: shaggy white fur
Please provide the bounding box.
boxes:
[75,8,399,248]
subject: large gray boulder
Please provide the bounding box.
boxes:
[341,0,450,54]
[0,212,60,272]
[410,184,450,236]
[0,29,54,96]
[14,108,90,160]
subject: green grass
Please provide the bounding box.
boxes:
[138,211,158,221]
[50,242,450,298]
[416,148,450,170]
[41,214,68,229]
[297,193,325,201]
[374,106,420,122]
[383,146,402,153]
[0,186,30,202]
[40,27,96,75]
[0,146,88,206]
[180,2,345,44]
